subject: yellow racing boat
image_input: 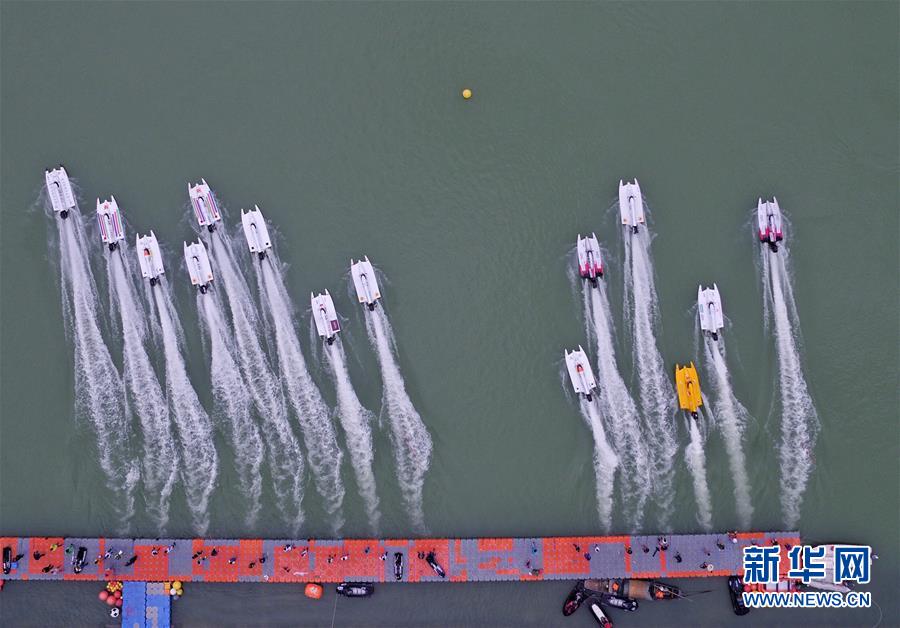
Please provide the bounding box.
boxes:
[675,362,703,418]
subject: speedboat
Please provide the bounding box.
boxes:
[618,179,645,234]
[136,231,165,285]
[590,593,637,612]
[697,284,724,340]
[184,239,214,293]
[311,290,340,344]
[675,362,702,419]
[586,579,682,601]
[727,576,750,616]
[188,179,222,232]
[588,602,613,627]
[563,582,589,616]
[336,582,375,597]
[45,166,77,219]
[2,546,10,575]
[96,197,125,251]
[757,197,783,252]
[241,205,272,259]
[393,552,404,581]
[350,257,381,310]
[565,346,598,402]
[577,233,604,286]
[803,545,873,593]
[425,551,446,579]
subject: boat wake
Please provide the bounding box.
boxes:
[204,230,306,532]
[197,289,264,527]
[54,208,139,530]
[364,307,432,532]
[582,281,651,529]
[623,227,677,526]
[701,336,753,528]
[579,399,620,533]
[257,255,345,535]
[760,246,819,528]
[325,339,381,534]
[148,281,218,535]
[107,249,178,529]
[684,414,713,532]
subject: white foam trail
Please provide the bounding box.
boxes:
[684,416,713,532]
[760,248,819,528]
[204,231,306,532]
[622,228,677,526]
[325,340,381,534]
[197,290,264,527]
[148,281,218,535]
[365,307,432,532]
[257,258,345,534]
[583,282,651,528]
[702,336,753,528]
[55,211,138,529]
[107,250,178,528]
[579,399,620,533]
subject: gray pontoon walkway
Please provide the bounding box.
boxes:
[0,531,798,583]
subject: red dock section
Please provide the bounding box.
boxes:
[0,531,799,583]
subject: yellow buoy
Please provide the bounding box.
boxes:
[173,581,182,590]
[461,88,472,100]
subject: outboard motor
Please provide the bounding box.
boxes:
[109,243,117,252]
[258,251,266,261]
[207,224,216,233]
[711,331,719,341]
[150,277,158,287]
[199,285,208,294]
[60,210,69,220]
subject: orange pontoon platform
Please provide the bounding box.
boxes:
[0,531,799,583]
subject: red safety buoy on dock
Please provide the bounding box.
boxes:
[99,590,109,601]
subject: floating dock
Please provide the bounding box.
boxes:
[1,531,798,584]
